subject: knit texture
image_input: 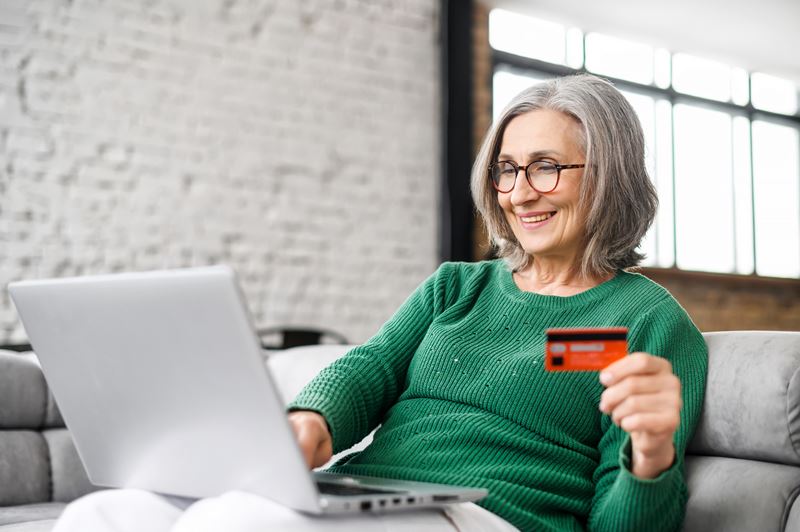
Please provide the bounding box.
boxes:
[289,260,708,531]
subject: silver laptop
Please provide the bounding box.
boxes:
[7,266,487,514]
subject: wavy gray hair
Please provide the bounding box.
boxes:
[470,74,658,278]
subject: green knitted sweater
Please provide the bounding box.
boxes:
[289,260,708,531]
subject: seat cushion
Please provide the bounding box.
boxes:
[43,430,97,503]
[0,502,65,526]
[0,432,49,505]
[0,522,58,532]
[0,353,49,430]
[683,455,800,531]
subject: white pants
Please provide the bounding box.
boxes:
[52,489,520,532]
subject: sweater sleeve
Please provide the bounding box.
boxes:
[287,263,457,453]
[588,297,708,532]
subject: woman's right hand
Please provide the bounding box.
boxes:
[287,410,333,469]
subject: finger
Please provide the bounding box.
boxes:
[618,411,681,434]
[291,419,325,469]
[608,392,682,426]
[294,427,318,468]
[600,353,672,386]
[312,440,334,468]
[600,373,681,413]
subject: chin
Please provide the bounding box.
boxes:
[516,239,553,256]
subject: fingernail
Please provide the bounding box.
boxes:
[599,372,612,385]
[598,401,607,412]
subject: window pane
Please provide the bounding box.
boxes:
[492,69,549,120]
[731,68,750,106]
[654,48,671,89]
[584,33,654,85]
[673,104,735,273]
[672,53,732,102]
[655,99,675,268]
[732,117,755,274]
[620,90,657,172]
[566,27,584,69]
[621,90,657,266]
[488,9,566,65]
[751,73,799,116]
[752,120,800,277]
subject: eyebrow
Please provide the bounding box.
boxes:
[496,150,565,161]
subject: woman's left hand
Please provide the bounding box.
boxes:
[598,352,682,479]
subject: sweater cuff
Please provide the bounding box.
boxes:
[618,435,682,484]
[288,388,359,453]
[607,435,687,530]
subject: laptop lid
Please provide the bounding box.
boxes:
[8,266,323,513]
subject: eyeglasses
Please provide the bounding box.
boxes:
[488,160,585,193]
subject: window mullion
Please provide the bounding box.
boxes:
[748,95,758,275]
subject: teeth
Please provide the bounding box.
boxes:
[521,213,554,223]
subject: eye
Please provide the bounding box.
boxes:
[500,165,516,175]
[531,161,557,174]
[493,162,516,175]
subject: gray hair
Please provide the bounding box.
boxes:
[470,73,658,278]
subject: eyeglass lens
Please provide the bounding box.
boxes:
[491,161,559,193]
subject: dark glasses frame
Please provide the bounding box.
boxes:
[488,160,586,193]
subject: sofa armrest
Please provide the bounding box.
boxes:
[683,455,800,531]
[690,331,800,464]
[683,331,800,532]
[0,350,96,505]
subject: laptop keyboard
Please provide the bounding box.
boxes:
[316,481,401,496]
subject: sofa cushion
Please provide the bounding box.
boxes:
[0,432,49,505]
[785,494,800,532]
[683,455,800,531]
[690,331,800,465]
[0,353,48,430]
[0,352,64,430]
[0,521,59,532]
[0,503,65,526]
[266,345,356,404]
[42,430,97,503]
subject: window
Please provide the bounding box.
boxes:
[585,33,654,85]
[489,10,800,278]
[492,67,549,120]
[488,9,566,66]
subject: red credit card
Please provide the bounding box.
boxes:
[545,328,628,371]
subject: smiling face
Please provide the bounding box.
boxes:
[496,109,587,270]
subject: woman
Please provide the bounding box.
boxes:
[55,74,707,532]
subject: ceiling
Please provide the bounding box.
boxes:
[483,0,800,86]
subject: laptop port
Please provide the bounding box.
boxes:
[433,495,459,502]
[379,500,386,507]
[407,497,415,504]
[360,501,372,511]
[392,498,401,505]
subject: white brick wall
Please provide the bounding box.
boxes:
[0,0,441,344]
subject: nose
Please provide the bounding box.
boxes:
[509,168,541,205]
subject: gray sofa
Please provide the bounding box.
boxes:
[2,331,800,531]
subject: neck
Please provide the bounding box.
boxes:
[514,257,612,296]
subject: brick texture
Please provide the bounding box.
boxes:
[641,269,800,332]
[0,0,441,344]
